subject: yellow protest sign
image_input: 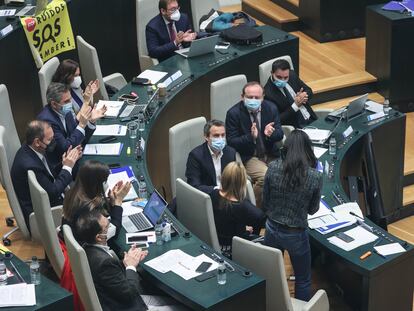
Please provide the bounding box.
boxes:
[20,0,75,65]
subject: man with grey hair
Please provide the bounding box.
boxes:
[11,120,82,229]
[37,82,106,167]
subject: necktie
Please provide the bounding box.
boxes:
[251,111,266,159]
[168,22,176,43]
[283,87,295,105]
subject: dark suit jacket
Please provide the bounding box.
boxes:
[10,144,72,227]
[264,70,317,128]
[185,142,236,194]
[37,105,94,167]
[146,13,192,62]
[84,245,147,311]
[225,100,284,162]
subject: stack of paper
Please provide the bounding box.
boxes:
[374,243,406,256]
[365,101,384,113]
[96,101,124,118]
[93,125,127,136]
[138,70,168,85]
[145,249,219,280]
[107,170,138,201]
[313,147,328,159]
[0,283,36,307]
[302,128,331,142]
[83,143,123,156]
[328,226,378,251]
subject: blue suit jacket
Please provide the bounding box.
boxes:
[225,100,284,162]
[37,105,93,167]
[146,13,192,62]
[10,144,73,227]
[185,142,236,194]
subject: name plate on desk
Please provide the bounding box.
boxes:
[342,126,353,138]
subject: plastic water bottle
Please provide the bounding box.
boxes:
[217,259,226,285]
[329,137,336,155]
[0,260,7,286]
[154,224,164,245]
[162,222,171,242]
[30,256,41,285]
[383,99,390,116]
[138,176,147,199]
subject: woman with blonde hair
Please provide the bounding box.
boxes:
[210,161,265,247]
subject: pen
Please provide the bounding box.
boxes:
[360,251,372,260]
[95,146,98,154]
[117,125,121,134]
[9,261,25,283]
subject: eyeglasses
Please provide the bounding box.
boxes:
[166,6,179,13]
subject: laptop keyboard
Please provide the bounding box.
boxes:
[129,213,152,231]
[119,104,146,118]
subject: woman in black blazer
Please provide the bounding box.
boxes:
[210,161,266,247]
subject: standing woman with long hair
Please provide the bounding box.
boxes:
[263,130,322,301]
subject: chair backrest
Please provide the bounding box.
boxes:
[259,55,294,86]
[168,116,206,197]
[246,179,256,206]
[76,36,108,101]
[232,236,293,311]
[28,170,64,277]
[191,0,220,32]
[63,225,103,311]
[210,74,247,121]
[136,0,160,71]
[0,126,29,239]
[302,290,329,311]
[176,178,220,252]
[38,57,60,107]
[219,0,241,5]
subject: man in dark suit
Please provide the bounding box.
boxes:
[73,208,186,311]
[226,82,283,208]
[37,82,105,168]
[264,59,317,128]
[186,119,236,194]
[11,120,82,228]
[146,0,197,62]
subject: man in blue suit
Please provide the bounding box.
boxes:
[11,120,82,229]
[37,82,104,168]
[146,0,197,62]
[186,120,236,194]
[225,81,284,208]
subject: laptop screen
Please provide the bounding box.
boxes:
[143,191,167,225]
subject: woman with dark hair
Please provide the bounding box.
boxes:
[62,160,131,240]
[210,161,265,248]
[52,59,100,113]
[263,129,322,301]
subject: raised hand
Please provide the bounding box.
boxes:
[264,122,275,137]
[251,122,258,140]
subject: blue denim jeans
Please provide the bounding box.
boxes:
[264,219,312,301]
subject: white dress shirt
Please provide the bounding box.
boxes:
[280,83,311,120]
[207,144,223,189]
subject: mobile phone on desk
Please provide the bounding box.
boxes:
[336,232,354,243]
[118,93,138,103]
[99,136,117,143]
[196,261,212,273]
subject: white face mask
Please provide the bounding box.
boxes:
[106,223,116,240]
[170,9,180,21]
[71,76,82,89]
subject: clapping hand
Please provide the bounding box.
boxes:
[90,103,107,123]
[264,122,275,137]
[294,87,308,106]
[251,122,258,139]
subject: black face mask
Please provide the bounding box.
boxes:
[44,138,57,153]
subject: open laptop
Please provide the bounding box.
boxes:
[122,190,168,233]
[328,93,368,120]
[175,35,219,58]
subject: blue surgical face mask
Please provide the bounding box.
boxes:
[273,78,288,88]
[244,98,261,112]
[210,137,226,152]
[61,102,73,116]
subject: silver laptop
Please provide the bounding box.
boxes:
[346,93,368,121]
[122,190,168,233]
[175,35,219,58]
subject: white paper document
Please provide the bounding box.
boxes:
[328,226,378,251]
[365,100,384,113]
[0,24,13,37]
[107,171,138,201]
[93,125,127,136]
[332,202,363,219]
[0,283,36,307]
[313,146,328,159]
[96,100,124,118]
[145,249,218,280]
[374,243,406,256]
[138,70,168,85]
[83,143,122,156]
[0,9,16,16]
[308,201,332,220]
[302,128,331,142]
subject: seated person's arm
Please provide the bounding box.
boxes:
[146,25,177,60]
[267,106,284,143]
[238,199,266,234]
[225,111,255,152]
[185,152,215,194]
